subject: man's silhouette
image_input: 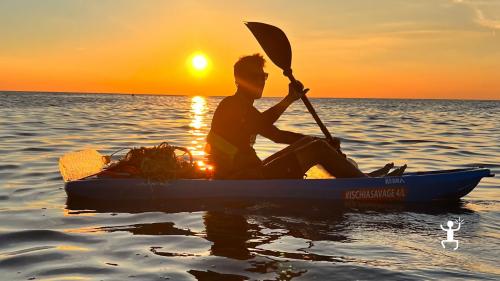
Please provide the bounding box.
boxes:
[206,54,401,179]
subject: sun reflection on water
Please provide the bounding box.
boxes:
[188,96,210,170]
[56,245,91,252]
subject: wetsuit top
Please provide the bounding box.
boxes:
[206,91,306,178]
[206,92,269,178]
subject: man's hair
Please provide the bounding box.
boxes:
[234,54,266,79]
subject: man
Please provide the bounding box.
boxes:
[206,54,403,179]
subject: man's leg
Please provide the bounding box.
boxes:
[262,137,318,179]
[264,139,366,179]
[262,136,316,165]
[293,139,367,178]
[264,136,395,176]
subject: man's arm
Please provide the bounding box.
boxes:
[259,124,305,145]
[261,82,308,124]
[261,95,295,124]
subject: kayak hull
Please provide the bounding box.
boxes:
[64,168,493,202]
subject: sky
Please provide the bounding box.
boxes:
[0,0,499,99]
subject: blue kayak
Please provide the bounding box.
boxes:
[65,168,493,202]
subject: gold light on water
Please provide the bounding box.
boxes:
[189,96,208,158]
[189,96,215,174]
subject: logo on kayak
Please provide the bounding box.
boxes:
[343,187,406,201]
[441,217,464,250]
[385,177,405,185]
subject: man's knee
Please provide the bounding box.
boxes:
[299,139,335,159]
[293,135,316,145]
[311,139,336,153]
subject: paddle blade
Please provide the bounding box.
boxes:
[245,22,292,71]
[59,149,108,182]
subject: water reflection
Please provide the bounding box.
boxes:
[189,96,208,159]
[188,96,214,174]
[203,211,255,260]
[64,199,478,280]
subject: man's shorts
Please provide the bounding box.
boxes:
[214,150,304,180]
[262,151,304,179]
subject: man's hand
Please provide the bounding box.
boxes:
[327,137,341,150]
[330,138,347,158]
[315,136,345,157]
[286,81,309,102]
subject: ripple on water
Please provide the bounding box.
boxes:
[0,164,19,170]
[15,132,39,137]
[0,230,102,248]
[0,252,69,268]
[35,266,117,277]
[396,139,435,144]
[20,147,55,152]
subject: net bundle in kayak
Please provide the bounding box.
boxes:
[100,142,208,181]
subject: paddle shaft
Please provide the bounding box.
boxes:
[285,72,335,144]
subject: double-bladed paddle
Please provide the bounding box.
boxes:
[245,22,335,144]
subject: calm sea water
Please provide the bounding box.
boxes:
[0,91,499,280]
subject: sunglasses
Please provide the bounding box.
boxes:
[246,72,269,81]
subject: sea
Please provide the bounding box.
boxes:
[1,91,499,280]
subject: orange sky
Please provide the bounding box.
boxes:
[1,0,499,99]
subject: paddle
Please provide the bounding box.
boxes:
[245,22,335,145]
[59,149,110,181]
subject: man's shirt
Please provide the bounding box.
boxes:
[207,92,273,178]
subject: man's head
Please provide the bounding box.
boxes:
[234,54,268,99]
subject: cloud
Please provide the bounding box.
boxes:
[451,0,500,30]
[474,7,500,30]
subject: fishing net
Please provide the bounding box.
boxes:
[102,142,203,181]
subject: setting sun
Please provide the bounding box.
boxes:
[191,54,208,71]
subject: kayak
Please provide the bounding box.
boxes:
[65,168,493,202]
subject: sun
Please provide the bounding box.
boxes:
[191,54,208,71]
[187,52,210,77]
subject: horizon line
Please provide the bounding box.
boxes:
[1,89,499,102]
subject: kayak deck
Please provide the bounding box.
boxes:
[64,168,493,202]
